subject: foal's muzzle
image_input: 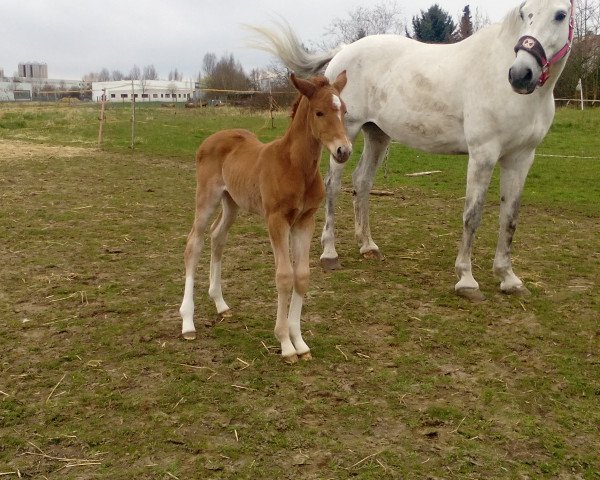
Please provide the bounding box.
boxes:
[333,144,352,163]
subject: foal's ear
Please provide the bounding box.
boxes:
[332,70,348,93]
[290,73,316,99]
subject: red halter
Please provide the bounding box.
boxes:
[513,0,575,87]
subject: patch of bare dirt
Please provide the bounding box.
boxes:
[0,139,92,162]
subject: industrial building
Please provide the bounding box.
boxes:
[92,80,196,102]
[18,62,48,79]
[0,81,33,101]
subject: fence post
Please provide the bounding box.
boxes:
[97,88,106,149]
[130,80,136,149]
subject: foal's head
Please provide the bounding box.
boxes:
[290,72,352,163]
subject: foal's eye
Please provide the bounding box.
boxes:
[555,11,567,21]
[316,111,324,117]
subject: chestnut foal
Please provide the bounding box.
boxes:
[179,72,351,362]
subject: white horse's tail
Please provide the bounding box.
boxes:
[245,20,341,76]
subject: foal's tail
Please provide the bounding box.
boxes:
[245,19,341,76]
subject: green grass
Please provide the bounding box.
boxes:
[0,102,599,479]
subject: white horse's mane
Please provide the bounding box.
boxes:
[500,6,523,36]
[500,0,561,36]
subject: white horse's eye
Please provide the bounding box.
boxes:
[555,11,567,21]
[519,10,525,20]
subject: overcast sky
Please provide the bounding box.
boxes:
[1,0,520,80]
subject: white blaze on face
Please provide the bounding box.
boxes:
[332,94,342,120]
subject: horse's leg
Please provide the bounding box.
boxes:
[352,122,390,258]
[208,192,239,315]
[320,120,363,271]
[180,185,223,340]
[455,150,498,302]
[493,150,535,296]
[288,211,317,360]
[320,159,345,271]
[267,213,297,362]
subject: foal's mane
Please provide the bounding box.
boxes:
[290,75,331,119]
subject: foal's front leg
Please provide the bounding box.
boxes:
[268,213,297,361]
[288,211,318,360]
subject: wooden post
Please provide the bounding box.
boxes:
[130,80,136,149]
[97,88,106,149]
[269,78,275,129]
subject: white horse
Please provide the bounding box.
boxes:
[249,0,574,301]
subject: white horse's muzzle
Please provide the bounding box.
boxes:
[509,52,542,95]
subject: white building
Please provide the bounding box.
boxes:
[0,81,33,101]
[92,80,196,103]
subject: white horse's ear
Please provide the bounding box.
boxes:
[332,70,348,93]
[290,73,316,99]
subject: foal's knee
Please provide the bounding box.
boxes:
[293,270,310,296]
[276,269,294,293]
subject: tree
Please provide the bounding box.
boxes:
[321,1,404,48]
[202,53,217,78]
[128,65,141,80]
[472,6,490,31]
[168,68,182,81]
[556,0,600,100]
[142,65,158,80]
[201,53,252,100]
[453,5,474,41]
[410,4,456,43]
[98,68,111,81]
[112,70,125,81]
[575,0,600,40]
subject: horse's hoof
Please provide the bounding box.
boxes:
[299,351,312,361]
[182,331,196,340]
[502,285,531,297]
[456,287,485,302]
[321,257,341,271]
[220,309,233,318]
[362,249,382,260]
[283,354,299,364]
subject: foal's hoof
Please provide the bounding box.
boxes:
[182,331,196,340]
[456,288,486,303]
[502,285,531,297]
[321,257,341,271]
[362,249,382,260]
[219,309,233,318]
[283,354,299,364]
[299,351,313,361]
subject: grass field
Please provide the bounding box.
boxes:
[0,101,599,479]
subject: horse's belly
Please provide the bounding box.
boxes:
[385,114,468,155]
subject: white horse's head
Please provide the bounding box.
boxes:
[508,0,574,94]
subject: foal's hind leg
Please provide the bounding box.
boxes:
[352,123,390,259]
[208,193,239,314]
[493,150,535,296]
[180,186,223,340]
